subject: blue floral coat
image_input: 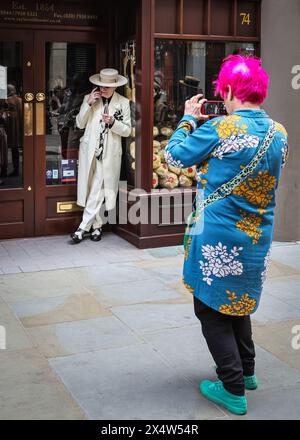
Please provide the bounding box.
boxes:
[165,109,288,316]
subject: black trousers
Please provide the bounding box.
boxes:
[194,296,255,396]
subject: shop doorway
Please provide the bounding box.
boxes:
[0,29,103,239]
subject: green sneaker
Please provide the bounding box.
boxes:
[199,380,247,415]
[244,374,258,390]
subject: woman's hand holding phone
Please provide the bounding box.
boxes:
[184,94,209,121]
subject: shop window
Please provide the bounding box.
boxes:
[153,39,257,189]
[0,42,23,189]
[120,40,136,188]
[45,42,96,186]
[153,40,206,189]
[155,0,178,34]
[183,0,205,35]
[211,0,233,36]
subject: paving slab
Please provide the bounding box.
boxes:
[262,275,300,307]
[0,299,33,351]
[0,265,22,275]
[9,293,111,327]
[134,255,183,270]
[0,348,85,420]
[93,278,182,308]
[0,245,8,256]
[18,263,42,273]
[253,320,300,373]
[252,289,300,323]
[111,302,198,335]
[270,245,300,272]
[27,315,142,358]
[133,262,184,284]
[0,256,15,266]
[229,385,300,420]
[169,281,193,297]
[0,269,88,303]
[146,246,184,259]
[104,249,158,263]
[49,344,225,420]
[142,325,300,390]
[267,259,300,279]
[67,263,154,292]
[143,325,218,384]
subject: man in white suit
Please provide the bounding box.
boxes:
[71,68,131,243]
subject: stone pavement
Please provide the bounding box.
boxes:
[0,233,300,420]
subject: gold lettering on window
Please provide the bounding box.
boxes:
[240,12,251,26]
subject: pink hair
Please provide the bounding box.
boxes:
[213,55,269,104]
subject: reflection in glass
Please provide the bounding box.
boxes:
[45,42,96,185]
[120,40,136,188]
[153,40,257,189]
[153,40,205,189]
[0,42,23,189]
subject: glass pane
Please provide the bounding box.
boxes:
[225,42,256,57]
[153,40,206,189]
[45,42,96,185]
[120,40,136,188]
[0,42,23,189]
[153,40,257,189]
[206,42,256,98]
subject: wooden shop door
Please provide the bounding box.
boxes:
[0,29,35,239]
[0,29,103,239]
[33,30,103,237]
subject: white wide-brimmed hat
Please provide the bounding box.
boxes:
[89,68,128,88]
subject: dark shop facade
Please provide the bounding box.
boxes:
[0,0,298,247]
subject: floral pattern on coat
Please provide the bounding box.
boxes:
[199,242,243,286]
[233,170,277,208]
[261,248,271,284]
[211,134,260,159]
[164,149,184,168]
[281,138,289,168]
[219,290,257,316]
[212,115,248,139]
[236,210,263,245]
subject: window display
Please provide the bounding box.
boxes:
[120,40,136,187]
[45,42,96,185]
[0,42,23,189]
[153,40,256,189]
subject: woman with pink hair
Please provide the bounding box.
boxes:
[165,55,288,415]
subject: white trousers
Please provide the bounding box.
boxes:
[79,157,105,232]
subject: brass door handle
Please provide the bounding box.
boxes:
[25,93,34,102]
[36,92,45,102]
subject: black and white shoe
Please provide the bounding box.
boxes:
[90,227,102,242]
[70,228,90,244]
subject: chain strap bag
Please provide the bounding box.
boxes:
[184,120,276,251]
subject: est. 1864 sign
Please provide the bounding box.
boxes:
[0,0,104,26]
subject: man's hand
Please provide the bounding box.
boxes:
[184,94,209,121]
[87,87,101,106]
[102,114,114,125]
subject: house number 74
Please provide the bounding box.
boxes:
[240,12,251,25]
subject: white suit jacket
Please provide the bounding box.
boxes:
[76,92,131,210]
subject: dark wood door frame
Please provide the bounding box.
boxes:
[0,27,105,239]
[33,29,105,236]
